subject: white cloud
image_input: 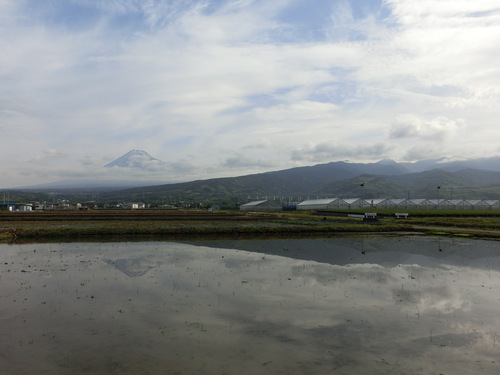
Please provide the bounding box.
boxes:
[30,149,69,164]
[389,114,463,142]
[222,154,274,169]
[399,145,442,162]
[291,141,393,162]
[1,0,500,187]
[382,1,500,95]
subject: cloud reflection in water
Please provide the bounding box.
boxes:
[1,237,499,374]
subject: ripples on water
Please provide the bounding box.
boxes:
[1,237,499,374]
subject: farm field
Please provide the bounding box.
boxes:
[1,209,500,242]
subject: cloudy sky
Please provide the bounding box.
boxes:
[1,0,500,187]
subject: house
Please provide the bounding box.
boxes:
[123,202,146,209]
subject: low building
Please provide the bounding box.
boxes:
[483,200,500,210]
[0,203,33,212]
[444,199,466,209]
[123,202,146,209]
[0,202,16,211]
[296,198,339,211]
[33,203,54,210]
[407,199,429,209]
[17,204,33,212]
[464,200,490,210]
[338,198,362,209]
[382,199,407,209]
[240,200,282,211]
[363,198,387,209]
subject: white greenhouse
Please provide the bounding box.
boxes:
[338,198,362,209]
[296,198,340,211]
[240,200,282,212]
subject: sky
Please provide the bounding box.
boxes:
[1,0,500,188]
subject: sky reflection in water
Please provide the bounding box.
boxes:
[1,237,500,374]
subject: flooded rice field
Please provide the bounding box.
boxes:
[1,237,500,374]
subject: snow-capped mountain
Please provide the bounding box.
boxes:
[104,150,165,169]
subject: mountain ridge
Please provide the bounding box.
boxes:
[9,154,500,203]
[110,156,500,202]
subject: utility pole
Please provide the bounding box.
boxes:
[437,185,441,210]
[360,183,365,209]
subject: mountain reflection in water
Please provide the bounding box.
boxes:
[102,257,159,277]
[1,237,499,374]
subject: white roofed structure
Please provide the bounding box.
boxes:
[240,200,282,211]
[483,200,500,209]
[297,198,339,211]
[363,198,386,208]
[338,198,362,209]
[382,199,407,209]
[464,200,486,210]
[407,199,429,209]
[444,199,465,209]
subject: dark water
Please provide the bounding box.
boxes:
[1,237,499,374]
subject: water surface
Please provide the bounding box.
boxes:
[1,237,499,374]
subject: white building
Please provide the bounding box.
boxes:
[444,199,466,209]
[363,198,387,208]
[483,200,500,210]
[338,198,362,209]
[407,199,429,209]
[296,198,339,211]
[123,202,146,209]
[240,200,282,211]
[382,199,407,209]
[464,200,485,210]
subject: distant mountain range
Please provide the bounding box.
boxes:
[9,151,500,203]
[105,155,500,203]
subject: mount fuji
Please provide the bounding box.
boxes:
[14,150,167,189]
[104,150,165,169]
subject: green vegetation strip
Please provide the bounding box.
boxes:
[2,210,500,242]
